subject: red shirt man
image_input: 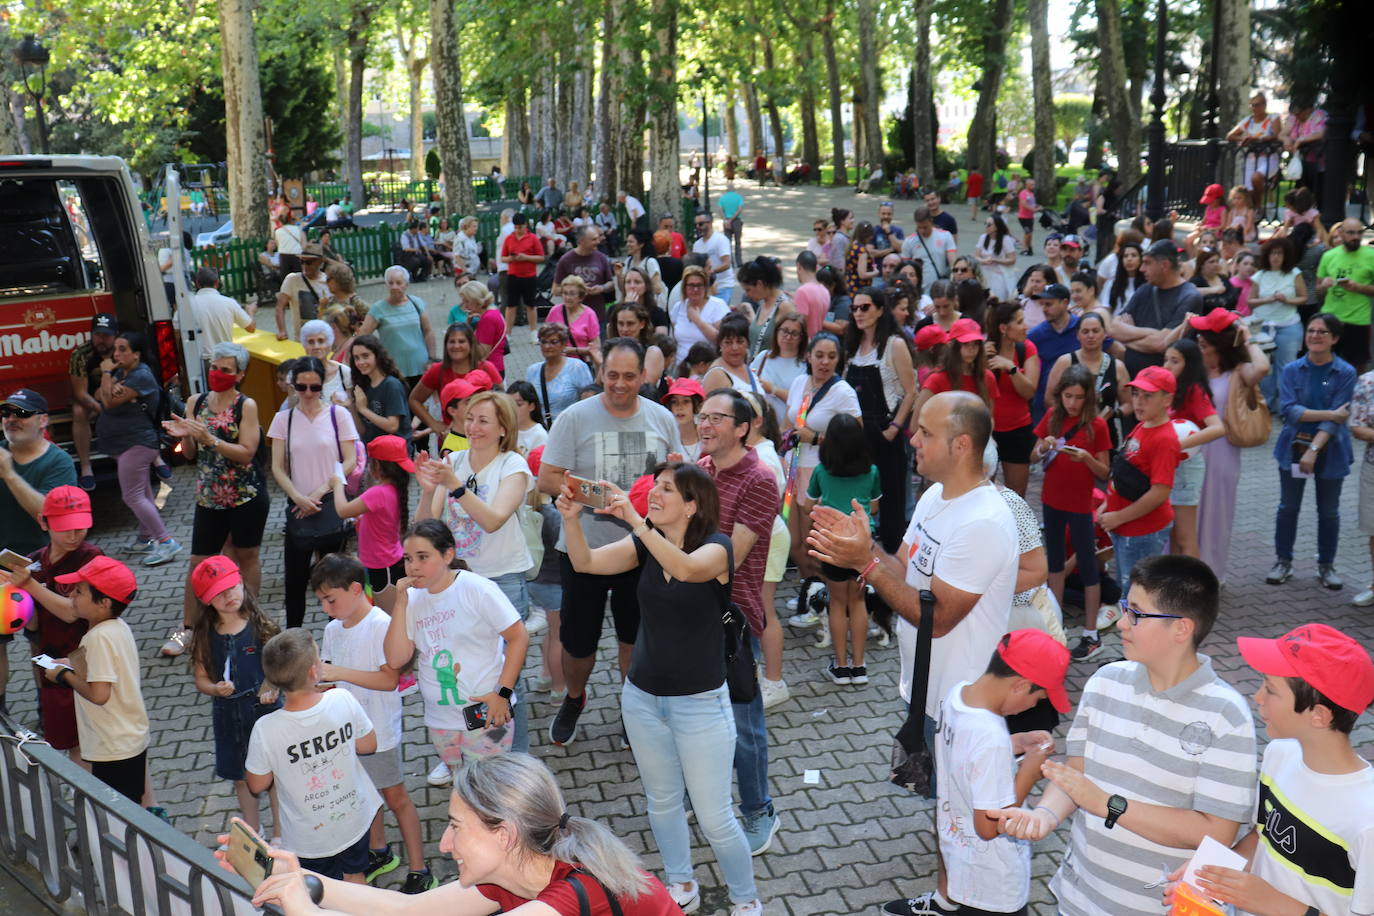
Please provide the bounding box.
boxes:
[501,223,544,279]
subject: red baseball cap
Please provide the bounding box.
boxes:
[440,378,476,407]
[367,434,417,472]
[913,324,949,352]
[526,444,544,477]
[191,555,241,604]
[661,377,706,404]
[1126,365,1177,394]
[42,485,92,531]
[998,629,1072,713]
[1188,307,1240,334]
[948,317,986,343]
[56,556,137,603]
[628,473,655,517]
[1238,623,1374,714]
[465,369,494,392]
[1200,183,1224,205]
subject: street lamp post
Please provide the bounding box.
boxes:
[12,35,51,154]
[1144,0,1168,222]
[699,65,711,215]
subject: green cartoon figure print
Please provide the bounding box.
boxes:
[432,649,464,706]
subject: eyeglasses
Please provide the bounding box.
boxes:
[1306,328,1333,336]
[778,327,801,338]
[293,383,323,393]
[953,265,971,273]
[1118,598,1184,625]
[694,412,736,426]
[0,405,36,419]
[684,282,707,289]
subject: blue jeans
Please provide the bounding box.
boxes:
[1276,469,1344,565]
[490,572,531,754]
[621,680,758,903]
[1260,322,1304,411]
[732,634,772,819]
[1110,526,1172,597]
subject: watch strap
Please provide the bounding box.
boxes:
[497,685,514,701]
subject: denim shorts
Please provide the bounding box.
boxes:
[1169,452,1206,506]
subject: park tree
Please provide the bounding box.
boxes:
[819,1,847,184]
[1214,0,1251,131]
[430,0,475,215]
[647,0,679,220]
[1095,0,1141,188]
[856,0,884,171]
[964,0,1017,181]
[219,0,269,240]
[1054,95,1094,153]
[910,0,935,186]
[1029,0,1056,195]
[394,0,430,180]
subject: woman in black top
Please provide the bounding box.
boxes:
[557,463,763,915]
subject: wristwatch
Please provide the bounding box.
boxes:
[1008,365,1020,375]
[449,485,467,500]
[1104,793,1128,829]
[496,685,514,701]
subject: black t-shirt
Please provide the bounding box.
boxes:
[1120,281,1204,376]
[932,211,959,238]
[627,532,731,697]
[358,375,411,444]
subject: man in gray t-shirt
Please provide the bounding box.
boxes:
[1113,239,1203,377]
[536,340,681,745]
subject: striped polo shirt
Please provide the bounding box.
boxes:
[1052,656,1257,916]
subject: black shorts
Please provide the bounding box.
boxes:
[1018,217,1035,234]
[191,489,271,555]
[298,829,369,880]
[90,750,147,804]
[992,424,1037,464]
[366,560,407,592]
[820,561,858,582]
[507,274,538,310]
[1336,323,1371,369]
[557,551,641,658]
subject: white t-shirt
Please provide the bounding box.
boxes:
[784,374,861,469]
[693,233,735,292]
[74,618,150,761]
[623,194,646,222]
[403,572,521,731]
[898,481,1017,719]
[439,450,533,578]
[495,224,516,273]
[325,203,343,222]
[189,287,254,355]
[274,224,304,256]
[750,351,806,432]
[670,296,730,353]
[936,682,1031,912]
[244,689,381,858]
[900,228,958,291]
[517,423,548,458]
[322,607,401,754]
[1245,738,1374,916]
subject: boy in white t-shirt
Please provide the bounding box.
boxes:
[245,628,381,882]
[313,554,434,895]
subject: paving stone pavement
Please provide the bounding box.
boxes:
[5,184,1372,915]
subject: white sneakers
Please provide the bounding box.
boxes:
[759,678,790,709]
[159,626,192,657]
[427,761,452,787]
[669,880,700,913]
[526,607,548,635]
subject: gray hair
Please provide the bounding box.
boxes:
[500,208,515,224]
[209,342,249,372]
[299,319,333,345]
[384,264,410,284]
[453,754,650,899]
[459,215,479,232]
[575,224,598,244]
[913,205,933,223]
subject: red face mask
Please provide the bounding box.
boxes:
[208,369,238,392]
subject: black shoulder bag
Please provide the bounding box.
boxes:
[537,366,555,429]
[283,406,348,544]
[562,868,626,916]
[716,538,758,704]
[890,588,936,798]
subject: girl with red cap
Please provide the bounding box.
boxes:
[331,435,414,600]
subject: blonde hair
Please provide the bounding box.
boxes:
[262,628,318,692]
[324,260,356,294]
[680,265,711,291]
[465,390,519,453]
[459,279,494,310]
[559,275,588,296]
[459,216,478,232]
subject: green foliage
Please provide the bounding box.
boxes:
[1053,94,1093,148]
[425,147,442,179]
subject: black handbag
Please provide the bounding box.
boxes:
[283,406,348,544]
[890,588,935,798]
[718,540,758,704]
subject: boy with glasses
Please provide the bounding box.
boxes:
[993,554,1257,916]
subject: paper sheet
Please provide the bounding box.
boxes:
[1180,834,1247,896]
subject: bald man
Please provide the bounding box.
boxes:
[1316,218,1374,371]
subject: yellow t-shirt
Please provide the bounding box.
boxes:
[74,618,150,761]
[440,431,469,457]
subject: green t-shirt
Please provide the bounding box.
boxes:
[1316,245,1374,325]
[807,464,881,531]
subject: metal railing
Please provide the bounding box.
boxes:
[0,714,262,915]
[1120,139,1306,230]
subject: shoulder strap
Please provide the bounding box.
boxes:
[564,871,626,916]
[329,405,344,463]
[286,407,294,477]
[407,295,423,319]
[538,367,554,429]
[808,375,841,413]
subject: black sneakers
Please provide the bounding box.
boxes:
[549,691,588,746]
[881,892,959,915]
[826,662,852,685]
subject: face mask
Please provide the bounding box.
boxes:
[208,369,238,392]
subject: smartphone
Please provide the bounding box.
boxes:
[0,549,34,573]
[462,702,488,731]
[1060,445,1088,457]
[225,817,274,887]
[565,474,608,509]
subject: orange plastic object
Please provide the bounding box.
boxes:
[1169,882,1227,916]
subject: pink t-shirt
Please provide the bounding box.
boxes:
[1017,189,1036,219]
[1201,203,1225,228]
[267,404,359,497]
[473,309,507,376]
[549,304,601,351]
[357,483,403,568]
[793,281,830,337]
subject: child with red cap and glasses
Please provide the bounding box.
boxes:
[41,556,150,805]
[1164,624,1374,916]
[0,485,102,765]
[187,556,282,837]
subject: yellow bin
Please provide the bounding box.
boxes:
[231,328,306,428]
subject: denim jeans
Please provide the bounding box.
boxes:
[1260,321,1304,412]
[1110,526,1172,597]
[732,634,772,819]
[1276,469,1344,565]
[621,680,758,903]
[490,571,530,754]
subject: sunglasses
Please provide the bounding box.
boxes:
[852,303,876,314]
[1118,598,1184,625]
[293,383,323,393]
[0,405,37,419]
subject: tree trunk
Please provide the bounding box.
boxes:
[0,87,20,156]
[1029,0,1056,195]
[1084,70,1107,171]
[504,89,531,176]
[397,25,427,178]
[430,0,475,215]
[1214,0,1250,133]
[577,24,594,189]
[1096,0,1141,189]
[345,6,369,207]
[820,5,847,184]
[853,97,865,171]
[911,0,934,185]
[742,80,763,159]
[647,0,679,221]
[621,105,646,200]
[966,0,1015,181]
[333,49,350,184]
[857,0,883,170]
[219,0,270,240]
[594,0,622,196]
[723,88,740,160]
[555,51,576,187]
[529,32,554,181]
[7,92,31,155]
[760,35,786,170]
[795,37,820,174]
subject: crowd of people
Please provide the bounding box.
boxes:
[1,158,1373,916]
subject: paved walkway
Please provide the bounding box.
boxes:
[4,182,1373,915]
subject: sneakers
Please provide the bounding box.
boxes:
[825,663,851,685]
[159,626,192,658]
[365,846,401,883]
[1094,602,1122,630]
[1318,564,1344,590]
[730,901,765,916]
[128,537,157,554]
[787,609,822,628]
[849,665,869,685]
[1265,561,1293,584]
[668,880,701,914]
[397,673,419,696]
[78,474,96,492]
[549,691,588,746]
[400,870,437,894]
[759,677,790,709]
[154,462,173,481]
[882,892,959,915]
[742,805,780,855]
[143,537,183,567]
[525,607,548,635]
[427,761,452,787]
[1354,588,1374,607]
[815,628,832,649]
[145,806,171,825]
[1070,633,1103,662]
